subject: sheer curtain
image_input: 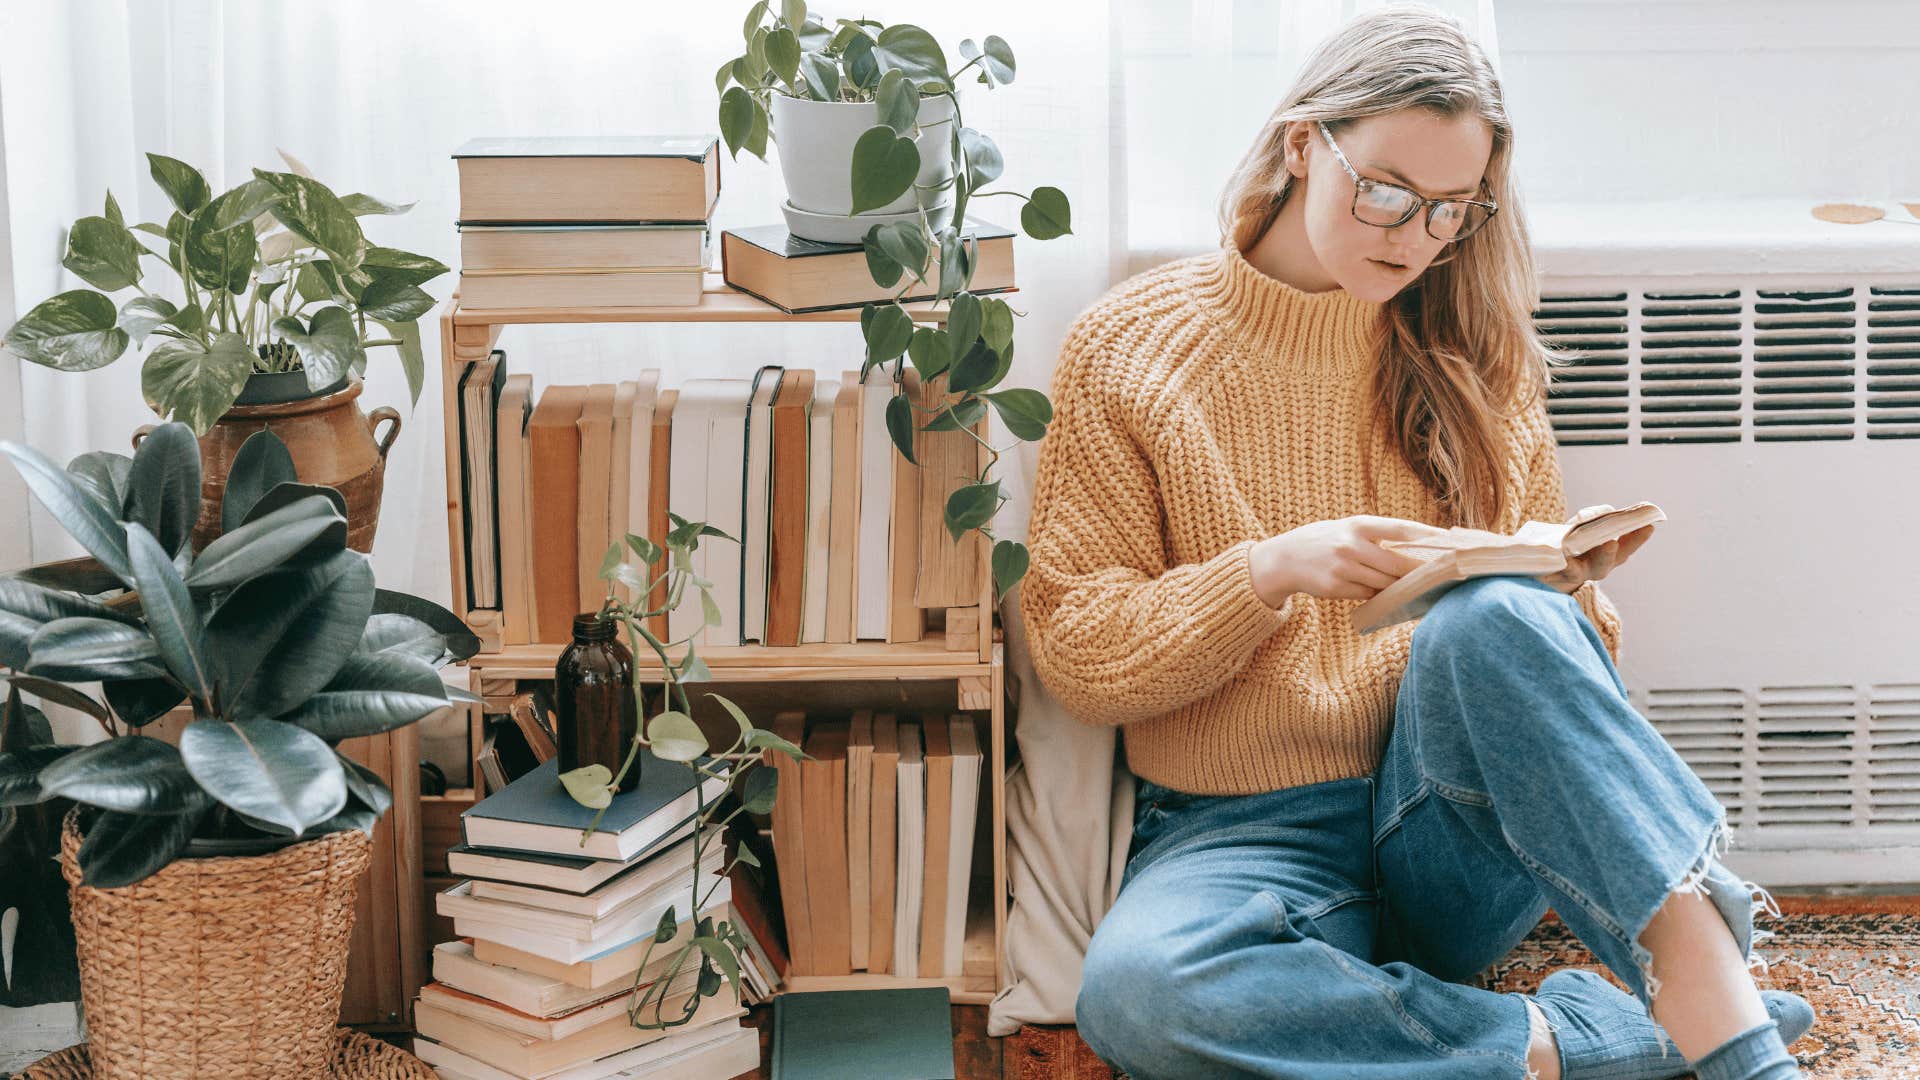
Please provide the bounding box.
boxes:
[0,0,1493,1039]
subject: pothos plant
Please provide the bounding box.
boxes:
[718,2,1071,601]
[1,150,449,434]
[556,518,801,1030]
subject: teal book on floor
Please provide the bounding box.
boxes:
[771,987,955,1080]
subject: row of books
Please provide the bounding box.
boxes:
[767,710,985,980]
[449,134,1017,314]
[452,135,720,310]
[458,357,986,647]
[412,751,780,1080]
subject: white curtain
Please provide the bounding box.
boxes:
[0,0,1494,1040]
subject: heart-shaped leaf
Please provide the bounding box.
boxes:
[906,326,951,380]
[959,127,1004,190]
[181,718,346,834]
[3,290,129,372]
[221,429,299,533]
[62,216,143,292]
[992,538,1029,602]
[124,422,201,558]
[843,31,880,89]
[875,69,917,134]
[980,35,1016,86]
[885,390,917,464]
[359,246,449,287]
[357,278,434,322]
[116,296,180,347]
[764,26,800,86]
[873,24,949,91]
[1021,185,1073,240]
[980,296,1014,355]
[719,88,756,160]
[849,126,919,215]
[947,337,999,394]
[39,736,200,814]
[946,293,982,361]
[146,154,211,215]
[560,764,614,810]
[645,710,709,763]
[141,333,254,435]
[272,306,363,390]
[374,319,426,407]
[985,387,1052,441]
[861,302,913,366]
[945,479,1002,541]
[798,52,839,101]
[741,765,778,815]
[252,170,366,269]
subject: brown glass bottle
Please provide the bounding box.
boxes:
[554,614,639,793]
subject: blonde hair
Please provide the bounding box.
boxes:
[1217,3,1561,530]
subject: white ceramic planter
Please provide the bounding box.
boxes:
[770,90,955,242]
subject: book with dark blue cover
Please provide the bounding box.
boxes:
[772,987,955,1080]
[460,751,729,862]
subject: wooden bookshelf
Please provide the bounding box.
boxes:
[435,284,1015,1006]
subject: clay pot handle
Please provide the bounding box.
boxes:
[131,424,154,448]
[368,407,402,459]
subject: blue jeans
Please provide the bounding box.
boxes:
[1076,575,1782,1079]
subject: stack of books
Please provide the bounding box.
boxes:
[720,218,1016,315]
[452,135,721,310]
[456,357,987,648]
[411,752,783,1080]
[767,710,985,981]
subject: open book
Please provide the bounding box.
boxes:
[1350,501,1667,635]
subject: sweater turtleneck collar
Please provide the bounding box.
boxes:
[1193,235,1387,379]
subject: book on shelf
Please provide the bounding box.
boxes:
[911,372,985,609]
[444,815,695,896]
[419,972,695,1043]
[765,368,815,647]
[892,720,925,979]
[740,365,783,644]
[645,388,676,644]
[575,384,619,614]
[770,987,956,1080]
[1350,501,1668,635]
[431,939,642,1021]
[801,373,838,644]
[414,986,742,1079]
[720,219,1016,314]
[459,350,506,609]
[414,1022,757,1080]
[527,384,589,643]
[825,372,863,644]
[460,754,729,863]
[467,832,712,919]
[458,222,711,272]
[765,711,813,975]
[916,716,953,978]
[846,711,874,972]
[457,268,707,311]
[452,135,721,225]
[440,862,726,946]
[496,373,536,644]
[867,713,900,974]
[938,716,983,978]
[447,877,729,965]
[798,719,853,976]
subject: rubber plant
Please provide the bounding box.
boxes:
[553,525,801,1030]
[0,151,449,435]
[718,1,1072,600]
[0,421,479,888]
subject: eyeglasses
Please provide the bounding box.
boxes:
[1316,120,1498,242]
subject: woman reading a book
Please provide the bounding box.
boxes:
[1020,7,1811,1080]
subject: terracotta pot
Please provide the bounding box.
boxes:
[59,810,371,1080]
[142,376,401,554]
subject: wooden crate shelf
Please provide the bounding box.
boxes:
[436,286,1015,1008]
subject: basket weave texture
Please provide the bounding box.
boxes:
[17,1029,437,1079]
[56,808,375,1080]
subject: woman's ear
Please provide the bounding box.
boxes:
[1281,119,1312,181]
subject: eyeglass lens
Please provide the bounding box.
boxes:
[1354,181,1489,240]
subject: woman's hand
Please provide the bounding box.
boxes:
[1250,515,1451,606]
[1539,523,1655,594]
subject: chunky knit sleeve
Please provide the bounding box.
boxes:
[1020,323,1290,728]
[1516,414,1624,666]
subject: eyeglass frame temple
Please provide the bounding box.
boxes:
[1313,120,1499,240]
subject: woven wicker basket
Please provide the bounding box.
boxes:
[59,809,373,1080]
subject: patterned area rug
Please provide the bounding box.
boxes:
[1013,893,1920,1079]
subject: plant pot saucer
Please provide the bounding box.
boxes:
[17,1029,436,1079]
[781,197,953,246]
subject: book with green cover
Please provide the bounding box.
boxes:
[771,987,955,1080]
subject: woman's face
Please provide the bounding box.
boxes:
[1286,109,1494,301]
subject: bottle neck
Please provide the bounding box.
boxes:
[571,613,618,643]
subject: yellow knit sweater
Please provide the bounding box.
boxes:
[1022,237,1622,796]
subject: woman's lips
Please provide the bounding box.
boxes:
[1371,258,1408,272]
